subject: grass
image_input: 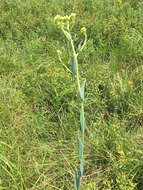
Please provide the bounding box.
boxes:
[0,0,143,189]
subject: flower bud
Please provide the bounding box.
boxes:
[69,13,76,23]
[57,50,62,55]
[81,27,87,35]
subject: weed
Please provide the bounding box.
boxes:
[0,0,142,189]
[54,13,87,190]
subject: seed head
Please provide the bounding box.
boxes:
[54,15,63,27]
[69,13,76,23]
[81,27,87,35]
[54,15,61,23]
[57,50,62,55]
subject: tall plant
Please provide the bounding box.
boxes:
[54,13,87,190]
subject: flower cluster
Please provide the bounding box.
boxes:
[81,27,87,36]
[54,13,76,30]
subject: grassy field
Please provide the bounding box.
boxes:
[0,0,143,189]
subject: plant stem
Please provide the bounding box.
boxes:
[81,102,85,145]
[70,40,81,94]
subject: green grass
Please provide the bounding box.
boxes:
[0,0,143,189]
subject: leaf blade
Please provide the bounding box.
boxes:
[63,30,72,41]
[77,138,83,159]
[80,79,86,101]
[80,111,85,132]
[74,168,81,190]
[80,158,84,176]
[72,55,77,73]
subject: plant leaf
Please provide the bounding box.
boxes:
[72,55,77,73]
[77,138,83,159]
[74,168,81,190]
[80,111,85,132]
[63,30,72,41]
[80,79,86,101]
[80,158,84,176]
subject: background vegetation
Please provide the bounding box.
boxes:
[0,0,143,189]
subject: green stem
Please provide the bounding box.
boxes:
[77,33,87,56]
[81,102,85,146]
[70,39,81,94]
[58,53,72,74]
[71,37,85,182]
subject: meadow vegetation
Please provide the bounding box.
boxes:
[0,0,143,189]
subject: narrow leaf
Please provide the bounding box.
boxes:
[77,138,83,159]
[80,79,86,101]
[63,30,72,41]
[80,158,84,176]
[74,168,81,190]
[72,55,77,73]
[80,111,85,132]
